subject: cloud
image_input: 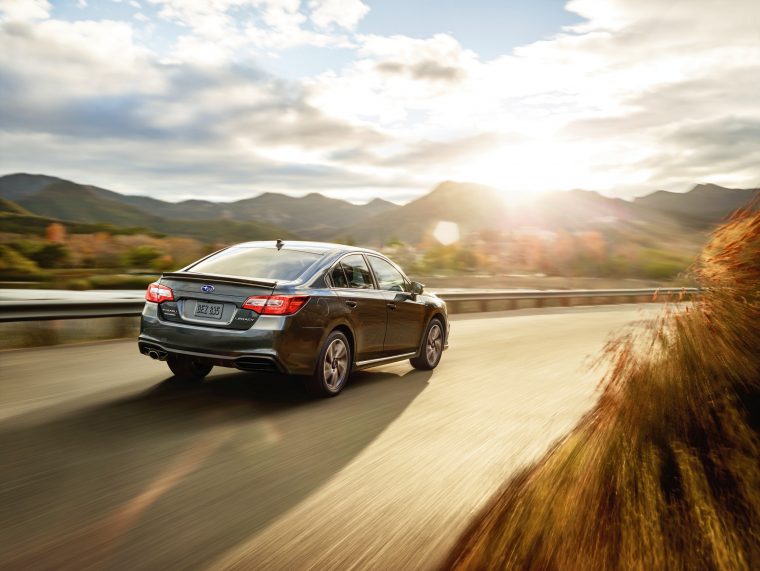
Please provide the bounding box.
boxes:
[0,0,758,201]
[378,133,514,168]
[309,0,369,30]
[148,0,363,54]
[1,24,384,151]
[308,1,760,195]
[0,11,396,200]
[307,33,479,127]
[0,18,161,100]
[0,0,50,21]
[375,60,464,83]
[148,0,248,39]
[633,117,760,189]
[0,129,418,202]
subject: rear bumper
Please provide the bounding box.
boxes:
[137,339,286,373]
[138,302,323,375]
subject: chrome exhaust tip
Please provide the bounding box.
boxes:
[147,349,168,361]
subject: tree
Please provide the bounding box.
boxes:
[45,222,67,244]
[124,245,162,268]
[29,243,71,269]
[151,254,175,272]
[454,248,479,271]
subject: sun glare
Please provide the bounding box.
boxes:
[433,220,460,245]
[451,139,647,202]
[452,146,558,203]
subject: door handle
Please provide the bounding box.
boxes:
[345,300,357,308]
[387,303,396,310]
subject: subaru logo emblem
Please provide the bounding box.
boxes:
[201,284,214,293]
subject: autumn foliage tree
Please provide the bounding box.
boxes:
[45,222,66,244]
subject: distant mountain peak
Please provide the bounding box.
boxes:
[690,183,732,193]
[367,197,395,206]
[634,182,758,226]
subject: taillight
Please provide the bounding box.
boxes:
[146,282,174,303]
[242,295,309,315]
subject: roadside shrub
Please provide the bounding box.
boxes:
[29,243,72,269]
[447,205,760,571]
[89,274,156,289]
[123,245,162,268]
[0,244,40,277]
[151,254,175,272]
[66,278,92,291]
[6,238,45,258]
[637,248,690,280]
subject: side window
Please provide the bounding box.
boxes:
[368,256,407,292]
[341,255,373,289]
[329,264,348,288]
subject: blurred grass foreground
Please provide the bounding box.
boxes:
[446,206,760,570]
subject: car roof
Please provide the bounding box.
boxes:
[232,240,384,257]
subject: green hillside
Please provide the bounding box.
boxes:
[0,173,65,201]
[17,181,164,228]
[0,173,399,238]
[0,212,157,237]
[6,180,298,243]
[160,218,298,243]
[0,198,32,215]
[0,173,755,249]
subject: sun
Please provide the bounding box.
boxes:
[450,139,623,202]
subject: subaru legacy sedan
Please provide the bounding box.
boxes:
[138,240,448,396]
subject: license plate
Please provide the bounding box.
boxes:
[194,301,223,319]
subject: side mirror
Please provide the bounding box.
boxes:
[410,281,424,295]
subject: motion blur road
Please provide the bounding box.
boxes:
[0,305,660,570]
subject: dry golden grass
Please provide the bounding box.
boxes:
[446,204,760,571]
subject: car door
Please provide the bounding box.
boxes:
[366,255,427,355]
[329,254,388,362]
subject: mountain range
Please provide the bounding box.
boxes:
[0,173,756,246]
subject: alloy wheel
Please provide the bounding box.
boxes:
[426,323,443,366]
[323,338,348,390]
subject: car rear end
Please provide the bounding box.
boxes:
[138,244,330,375]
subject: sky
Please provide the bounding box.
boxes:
[0,0,758,204]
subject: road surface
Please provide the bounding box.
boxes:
[0,305,660,570]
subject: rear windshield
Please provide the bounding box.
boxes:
[188,247,321,281]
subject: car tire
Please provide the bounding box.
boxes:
[410,318,444,371]
[305,330,351,397]
[167,354,213,382]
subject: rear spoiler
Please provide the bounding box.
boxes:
[160,271,277,289]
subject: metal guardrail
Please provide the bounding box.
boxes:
[0,288,699,323]
[438,287,698,313]
[440,287,697,302]
[0,299,146,322]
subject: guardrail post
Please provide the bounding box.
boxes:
[36,320,60,346]
[112,316,136,339]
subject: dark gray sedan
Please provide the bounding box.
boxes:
[138,240,449,396]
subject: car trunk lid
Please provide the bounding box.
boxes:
[157,272,277,329]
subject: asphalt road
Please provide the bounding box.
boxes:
[0,304,661,570]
